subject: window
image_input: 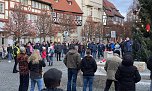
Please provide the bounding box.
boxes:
[0,3,4,13]
[20,0,28,5]
[68,1,72,5]
[54,0,59,2]
[52,12,56,17]
[39,3,41,9]
[76,16,82,20]
[32,1,36,8]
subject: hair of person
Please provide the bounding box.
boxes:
[28,49,42,64]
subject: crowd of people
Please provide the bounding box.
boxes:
[1,37,152,91]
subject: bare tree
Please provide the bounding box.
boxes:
[36,10,53,42]
[82,16,96,41]
[61,14,77,34]
[3,4,36,41]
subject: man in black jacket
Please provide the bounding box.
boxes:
[80,49,97,91]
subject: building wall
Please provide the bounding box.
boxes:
[75,0,103,42]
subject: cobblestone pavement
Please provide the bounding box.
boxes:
[0,57,151,91]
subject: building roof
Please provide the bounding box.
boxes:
[45,0,83,14]
[103,0,124,18]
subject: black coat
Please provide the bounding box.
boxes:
[80,56,97,76]
[147,56,152,79]
[115,64,141,91]
[28,60,46,79]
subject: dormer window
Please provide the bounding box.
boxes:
[68,1,72,5]
[54,0,59,2]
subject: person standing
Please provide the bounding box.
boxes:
[63,46,81,91]
[41,68,63,91]
[115,54,141,91]
[28,49,46,91]
[41,47,47,62]
[13,42,20,73]
[7,44,13,62]
[80,49,97,91]
[48,46,54,66]
[104,50,122,91]
[17,47,29,91]
[123,37,133,55]
[146,56,152,91]
[56,42,62,61]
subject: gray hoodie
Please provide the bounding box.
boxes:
[63,49,81,69]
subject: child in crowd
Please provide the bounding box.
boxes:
[42,47,47,62]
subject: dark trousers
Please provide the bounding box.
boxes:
[19,74,29,91]
[57,52,61,61]
[13,56,18,72]
[104,79,119,91]
[67,68,78,91]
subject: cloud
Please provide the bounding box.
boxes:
[109,0,133,19]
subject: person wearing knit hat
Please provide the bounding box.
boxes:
[17,46,29,91]
[41,68,63,91]
[104,49,122,91]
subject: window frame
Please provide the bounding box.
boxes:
[0,2,4,14]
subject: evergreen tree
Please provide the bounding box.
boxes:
[132,0,152,61]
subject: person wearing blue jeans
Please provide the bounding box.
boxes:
[63,46,82,91]
[67,68,78,91]
[30,78,43,91]
[80,49,97,91]
[83,76,94,91]
[28,50,46,91]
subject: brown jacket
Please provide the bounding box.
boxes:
[17,53,29,75]
[63,49,81,69]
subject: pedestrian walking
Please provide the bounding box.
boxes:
[7,44,13,62]
[104,50,122,91]
[63,45,81,91]
[80,49,97,91]
[17,47,29,91]
[115,54,141,91]
[28,49,46,91]
[13,42,20,73]
[146,56,152,91]
[41,68,63,91]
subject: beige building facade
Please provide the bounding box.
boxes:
[75,0,103,42]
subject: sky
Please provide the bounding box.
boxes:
[109,0,133,19]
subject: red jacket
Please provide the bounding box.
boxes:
[42,51,46,58]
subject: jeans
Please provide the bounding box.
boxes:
[19,74,29,91]
[8,53,12,61]
[83,76,94,91]
[98,51,103,58]
[48,56,53,66]
[104,79,119,91]
[30,78,43,91]
[67,68,78,91]
[80,51,85,58]
[92,52,96,59]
